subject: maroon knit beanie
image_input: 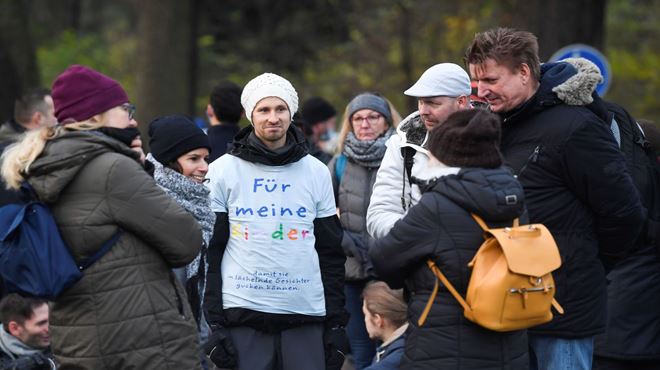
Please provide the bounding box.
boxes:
[52,65,129,123]
[428,109,503,169]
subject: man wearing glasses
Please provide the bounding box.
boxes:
[367,63,471,239]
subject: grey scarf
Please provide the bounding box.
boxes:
[146,154,216,279]
[0,326,42,360]
[342,128,395,168]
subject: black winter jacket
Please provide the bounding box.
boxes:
[204,125,347,333]
[588,99,660,359]
[498,62,645,338]
[207,122,240,163]
[370,167,528,370]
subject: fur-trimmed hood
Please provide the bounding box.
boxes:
[536,57,602,107]
[396,111,429,154]
[551,57,602,106]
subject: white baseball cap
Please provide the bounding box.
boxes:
[404,63,471,98]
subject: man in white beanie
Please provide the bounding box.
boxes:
[203,73,347,370]
[367,63,471,239]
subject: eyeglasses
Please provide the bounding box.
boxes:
[352,114,383,125]
[121,103,136,120]
[471,101,490,110]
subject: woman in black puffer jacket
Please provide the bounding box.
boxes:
[370,109,528,370]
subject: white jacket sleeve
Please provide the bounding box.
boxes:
[367,135,406,239]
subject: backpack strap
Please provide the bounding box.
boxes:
[418,259,471,326]
[400,147,415,210]
[471,213,519,230]
[335,154,347,184]
[552,299,565,315]
[77,231,122,270]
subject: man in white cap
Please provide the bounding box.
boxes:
[367,63,471,239]
[203,73,347,370]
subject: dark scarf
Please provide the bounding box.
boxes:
[230,125,309,166]
[97,127,141,147]
[342,127,395,168]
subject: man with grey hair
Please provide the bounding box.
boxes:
[203,73,347,370]
[367,63,471,239]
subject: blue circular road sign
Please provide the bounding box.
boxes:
[549,44,611,96]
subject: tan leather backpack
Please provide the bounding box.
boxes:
[418,214,564,332]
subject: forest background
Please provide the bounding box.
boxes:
[1,0,657,142]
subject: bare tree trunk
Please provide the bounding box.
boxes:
[0,0,39,121]
[134,0,195,144]
[503,0,607,60]
[397,1,416,113]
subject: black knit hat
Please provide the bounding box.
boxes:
[148,114,210,165]
[428,109,503,169]
[301,97,336,125]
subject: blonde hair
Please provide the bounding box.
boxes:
[336,95,402,153]
[1,118,106,189]
[362,281,408,327]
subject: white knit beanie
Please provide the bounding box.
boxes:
[241,73,299,124]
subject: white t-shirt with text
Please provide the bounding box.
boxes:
[206,154,336,316]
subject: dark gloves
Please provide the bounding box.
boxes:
[341,231,361,260]
[323,325,349,370]
[203,327,237,369]
[343,231,376,278]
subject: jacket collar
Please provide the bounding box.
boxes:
[378,322,408,349]
[376,323,408,362]
[229,124,309,166]
[396,111,429,154]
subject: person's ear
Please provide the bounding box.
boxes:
[518,63,531,85]
[374,313,385,328]
[7,321,22,337]
[30,111,43,127]
[206,104,215,119]
[457,95,469,109]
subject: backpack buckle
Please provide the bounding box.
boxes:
[505,195,518,205]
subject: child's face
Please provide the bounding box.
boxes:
[362,301,382,340]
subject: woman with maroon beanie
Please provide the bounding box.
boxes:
[1,65,204,369]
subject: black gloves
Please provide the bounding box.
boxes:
[203,327,237,369]
[323,325,349,370]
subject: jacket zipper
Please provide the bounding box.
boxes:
[515,145,542,179]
